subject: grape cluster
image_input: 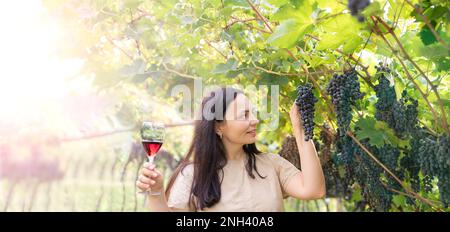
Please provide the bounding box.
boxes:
[377,145,402,191]
[376,145,400,173]
[400,141,421,194]
[374,64,418,138]
[415,134,450,207]
[374,64,397,128]
[322,155,351,198]
[295,83,318,141]
[326,69,364,137]
[436,135,450,207]
[400,91,419,134]
[347,0,371,22]
[351,139,393,211]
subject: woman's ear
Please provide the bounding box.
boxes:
[215,122,224,139]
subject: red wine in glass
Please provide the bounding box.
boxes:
[140,122,165,164]
[142,140,163,162]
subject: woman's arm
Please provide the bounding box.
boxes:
[137,163,171,211]
[147,193,171,212]
[285,103,326,200]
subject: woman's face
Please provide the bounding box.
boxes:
[217,94,259,145]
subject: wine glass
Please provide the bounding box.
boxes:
[138,121,165,195]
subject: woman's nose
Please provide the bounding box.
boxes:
[251,119,259,125]
[249,114,259,125]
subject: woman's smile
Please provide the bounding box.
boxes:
[246,129,256,137]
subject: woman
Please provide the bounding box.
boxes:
[136,87,325,211]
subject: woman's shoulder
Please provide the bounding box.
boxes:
[256,152,281,160]
[177,162,195,178]
[255,152,293,168]
[255,152,284,165]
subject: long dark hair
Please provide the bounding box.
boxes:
[165,87,266,210]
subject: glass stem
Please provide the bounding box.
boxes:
[148,155,155,164]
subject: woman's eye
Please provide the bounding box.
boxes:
[245,111,251,120]
[238,112,248,120]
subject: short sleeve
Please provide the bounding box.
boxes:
[269,153,301,199]
[167,164,195,212]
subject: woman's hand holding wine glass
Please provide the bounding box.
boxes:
[136,162,164,194]
[136,121,165,195]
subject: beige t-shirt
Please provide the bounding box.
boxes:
[167,153,301,212]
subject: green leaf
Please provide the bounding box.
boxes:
[292,60,302,71]
[316,14,361,51]
[223,0,249,7]
[212,58,239,74]
[267,19,312,48]
[392,195,407,207]
[361,1,383,17]
[119,59,146,76]
[422,5,448,21]
[267,0,289,7]
[256,72,289,85]
[350,188,363,202]
[354,116,400,148]
[123,0,143,9]
[342,36,363,54]
[272,3,312,22]
[290,0,310,9]
[435,57,450,72]
[418,43,449,59]
[179,15,197,25]
[226,69,242,78]
[419,26,438,45]
[280,60,291,72]
[220,5,234,18]
[317,31,360,51]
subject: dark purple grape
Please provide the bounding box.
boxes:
[295,83,317,141]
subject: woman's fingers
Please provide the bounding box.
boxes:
[137,162,164,192]
[136,181,149,191]
[138,174,152,184]
[140,162,159,176]
[141,168,159,178]
[153,169,162,177]
[143,162,156,170]
[136,174,157,189]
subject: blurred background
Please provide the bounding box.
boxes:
[0,0,197,212]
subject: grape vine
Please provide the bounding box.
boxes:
[288,64,450,211]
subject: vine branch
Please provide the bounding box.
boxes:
[245,0,273,33]
[161,63,201,80]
